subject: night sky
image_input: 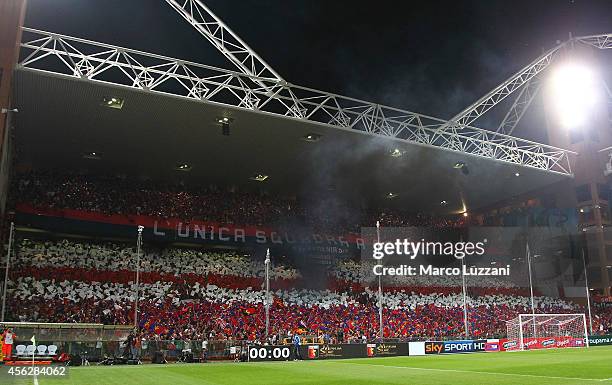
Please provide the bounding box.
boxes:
[24,0,612,133]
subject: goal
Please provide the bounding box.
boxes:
[505,314,589,351]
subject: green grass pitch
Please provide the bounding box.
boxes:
[13,346,612,385]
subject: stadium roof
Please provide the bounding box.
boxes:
[12,69,568,214]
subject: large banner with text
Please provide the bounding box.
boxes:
[15,204,364,261]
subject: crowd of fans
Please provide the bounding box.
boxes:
[5,172,611,343]
[5,239,611,342]
[595,304,612,334]
[13,172,297,227]
[17,239,300,280]
[8,276,581,341]
[11,171,467,234]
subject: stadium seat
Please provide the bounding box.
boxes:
[25,344,36,356]
[15,344,26,357]
[37,345,48,356]
[48,345,58,356]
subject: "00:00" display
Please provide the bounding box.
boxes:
[249,346,291,360]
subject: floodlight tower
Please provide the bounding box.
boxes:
[443,31,612,296]
[542,43,612,296]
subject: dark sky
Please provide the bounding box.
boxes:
[24,0,612,129]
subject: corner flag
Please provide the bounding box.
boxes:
[31,335,37,366]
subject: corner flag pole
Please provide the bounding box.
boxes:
[264,248,271,339]
[30,334,39,385]
[376,221,383,341]
[31,334,36,365]
[134,225,144,328]
[1,222,15,323]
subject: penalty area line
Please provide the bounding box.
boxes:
[346,363,609,382]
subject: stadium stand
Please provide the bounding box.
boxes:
[4,172,611,346]
[11,172,468,233]
[5,239,611,343]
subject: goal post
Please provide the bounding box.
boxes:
[505,314,589,351]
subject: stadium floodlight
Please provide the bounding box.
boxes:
[175,163,192,171]
[453,161,470,175]
[83,151,101,160]
[250,173,269,182]
[389,148,403,157]
[101,96,124,109]
[302,133,322,142]
[217,117,233,136]
[386,192,398,199]
[550,61,599,129]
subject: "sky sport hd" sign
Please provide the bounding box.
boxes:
[425,340,487,354]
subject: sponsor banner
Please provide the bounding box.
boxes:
[366,343,408,357]
[366,344,376,357]
[485,339,500,352]
[294,343,411,360]
[307,345,319,359]
[306,344,365,359]
[443,340,487,354]
[424,341,444,354]
[408,342,425,356]
[589,334,612,346]
[522,336,585,350]
[555,337,584,348]
[499,338,518,351]
[500,337,588,351]
[317,344,350,359]
[425,340,487,354]
[541,338,557,348]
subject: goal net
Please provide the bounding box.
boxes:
[505,314,588,351]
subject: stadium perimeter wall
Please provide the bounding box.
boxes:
[247,335,612,362]
[250,340,491,361]
[589,334,612,346]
